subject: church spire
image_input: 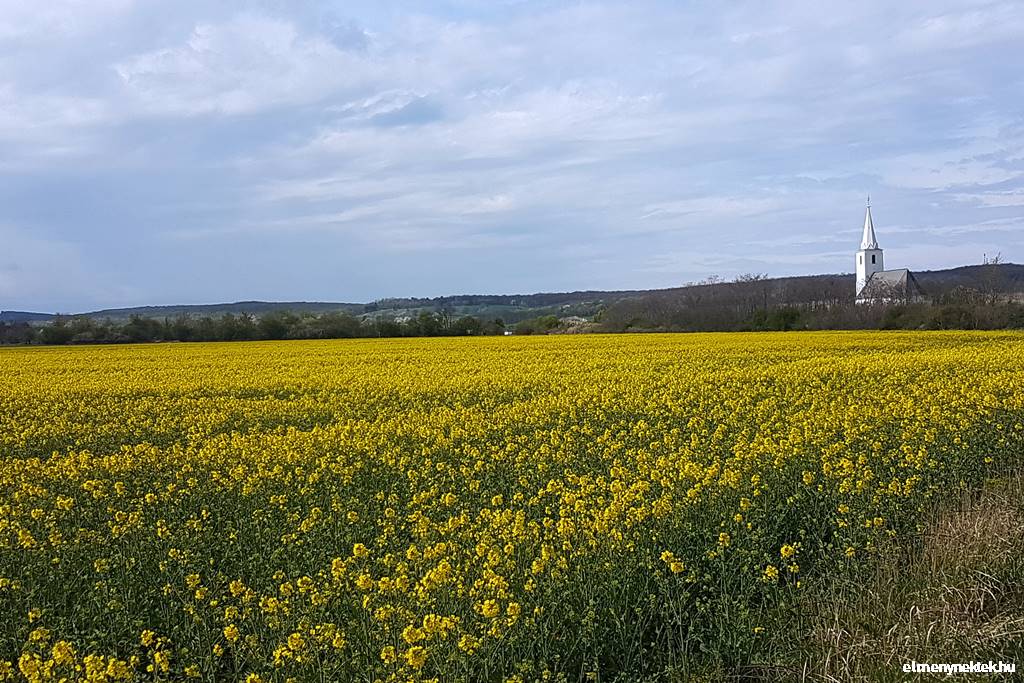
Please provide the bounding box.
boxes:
[860,196,879,249]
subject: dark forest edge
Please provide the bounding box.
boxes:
[3,299,1023,346]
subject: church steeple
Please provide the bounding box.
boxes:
[860,196,879,249]
[855,195,884,298]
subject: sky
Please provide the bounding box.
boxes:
[1,1,1023,312]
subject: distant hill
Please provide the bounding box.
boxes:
[86,300,366,319]
[0,310,56,323]
[4,263,1022,326]
[1,301,362,324]
[912,263,1024,291]
[1,292,639,325]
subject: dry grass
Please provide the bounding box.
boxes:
[775,474,1024,682]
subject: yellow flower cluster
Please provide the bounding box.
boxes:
[1,331,1022,680]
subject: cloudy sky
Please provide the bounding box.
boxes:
[1,0,1022,312]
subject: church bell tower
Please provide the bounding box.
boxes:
[856,197,883,297]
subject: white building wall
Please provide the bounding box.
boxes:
[856,248,884,296]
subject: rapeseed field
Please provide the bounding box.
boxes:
[1,332,1022,681]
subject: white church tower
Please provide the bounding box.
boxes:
[855,197,883,297]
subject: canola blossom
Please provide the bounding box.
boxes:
[1,332,1023,681]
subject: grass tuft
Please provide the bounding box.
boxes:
[784,473,1024,682]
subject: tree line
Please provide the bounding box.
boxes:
[0,310,509,345]
[595,264,1024,332]
[4,262,1022,345]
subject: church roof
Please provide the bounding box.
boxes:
[858,268,926,300]
[860,199,879,250]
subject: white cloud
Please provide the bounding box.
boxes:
[884,159,1020,191]
[880,126,1024,190]
[115,13,373,116]
[954,189,1024,207]
[896,2,1024,52]
[0,0,135,41]
[0,84,112,136]
[639,197,785,222]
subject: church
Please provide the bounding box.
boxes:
[855,199,925,304]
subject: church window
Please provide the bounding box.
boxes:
[859,255,862,264]
[871,254,876,264]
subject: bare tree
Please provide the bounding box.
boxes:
[733,273,770,313]
[980,252,1007,306]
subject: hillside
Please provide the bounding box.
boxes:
[0,311,55,323]
[3,263,1022,326]
[0,292,639,325]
